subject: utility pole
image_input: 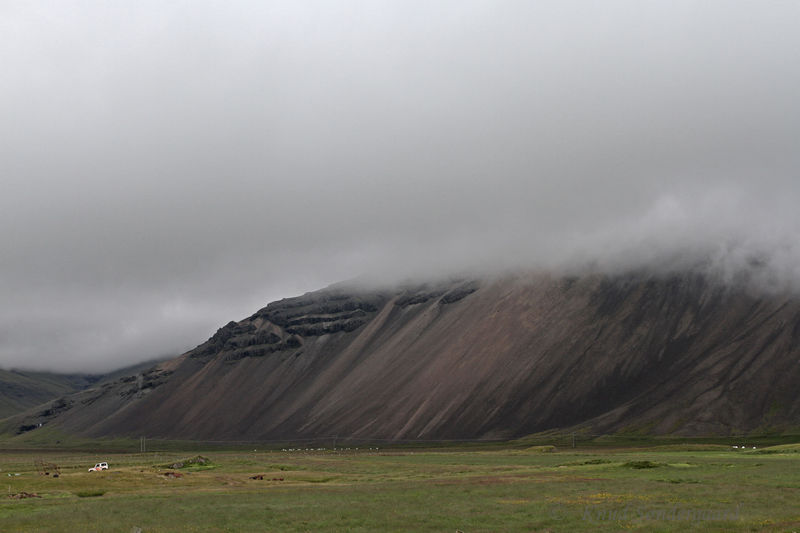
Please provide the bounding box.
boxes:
[572,433,575,449]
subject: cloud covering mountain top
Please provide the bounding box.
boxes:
[1,1,799,371]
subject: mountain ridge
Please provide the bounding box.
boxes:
[0,370,98,420]
[7,271,800,441]
[0,358,173,422]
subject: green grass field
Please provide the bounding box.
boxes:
[1,443,798,532]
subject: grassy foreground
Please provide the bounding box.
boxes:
[1,444,799,532]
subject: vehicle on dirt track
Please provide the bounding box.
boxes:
[88,462,108,472]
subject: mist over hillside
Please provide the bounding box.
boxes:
[2,1,799,372]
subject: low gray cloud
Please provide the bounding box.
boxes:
[1,1,799,371]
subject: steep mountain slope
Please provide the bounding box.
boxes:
[13,272,800,440]
[0,370,98,419]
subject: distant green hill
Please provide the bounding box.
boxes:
[0,358,170,420]
[0,370,98,419]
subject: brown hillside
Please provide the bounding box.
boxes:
[18,272,800,440]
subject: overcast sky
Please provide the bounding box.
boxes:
[2,1,799,372]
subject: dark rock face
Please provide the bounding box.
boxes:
[189,291,391,364]
[27,272,800,441]
[37,398,72,418]
[440,282,479,304]
[253,292,383,325]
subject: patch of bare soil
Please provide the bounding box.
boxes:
[8,492,41,499]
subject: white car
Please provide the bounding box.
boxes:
[88,462,108,472]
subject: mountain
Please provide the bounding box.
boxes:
[8,271,800,441]
[0,370,98,419]
[0,358,172,422]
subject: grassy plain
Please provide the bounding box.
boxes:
[0,442,798,532]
